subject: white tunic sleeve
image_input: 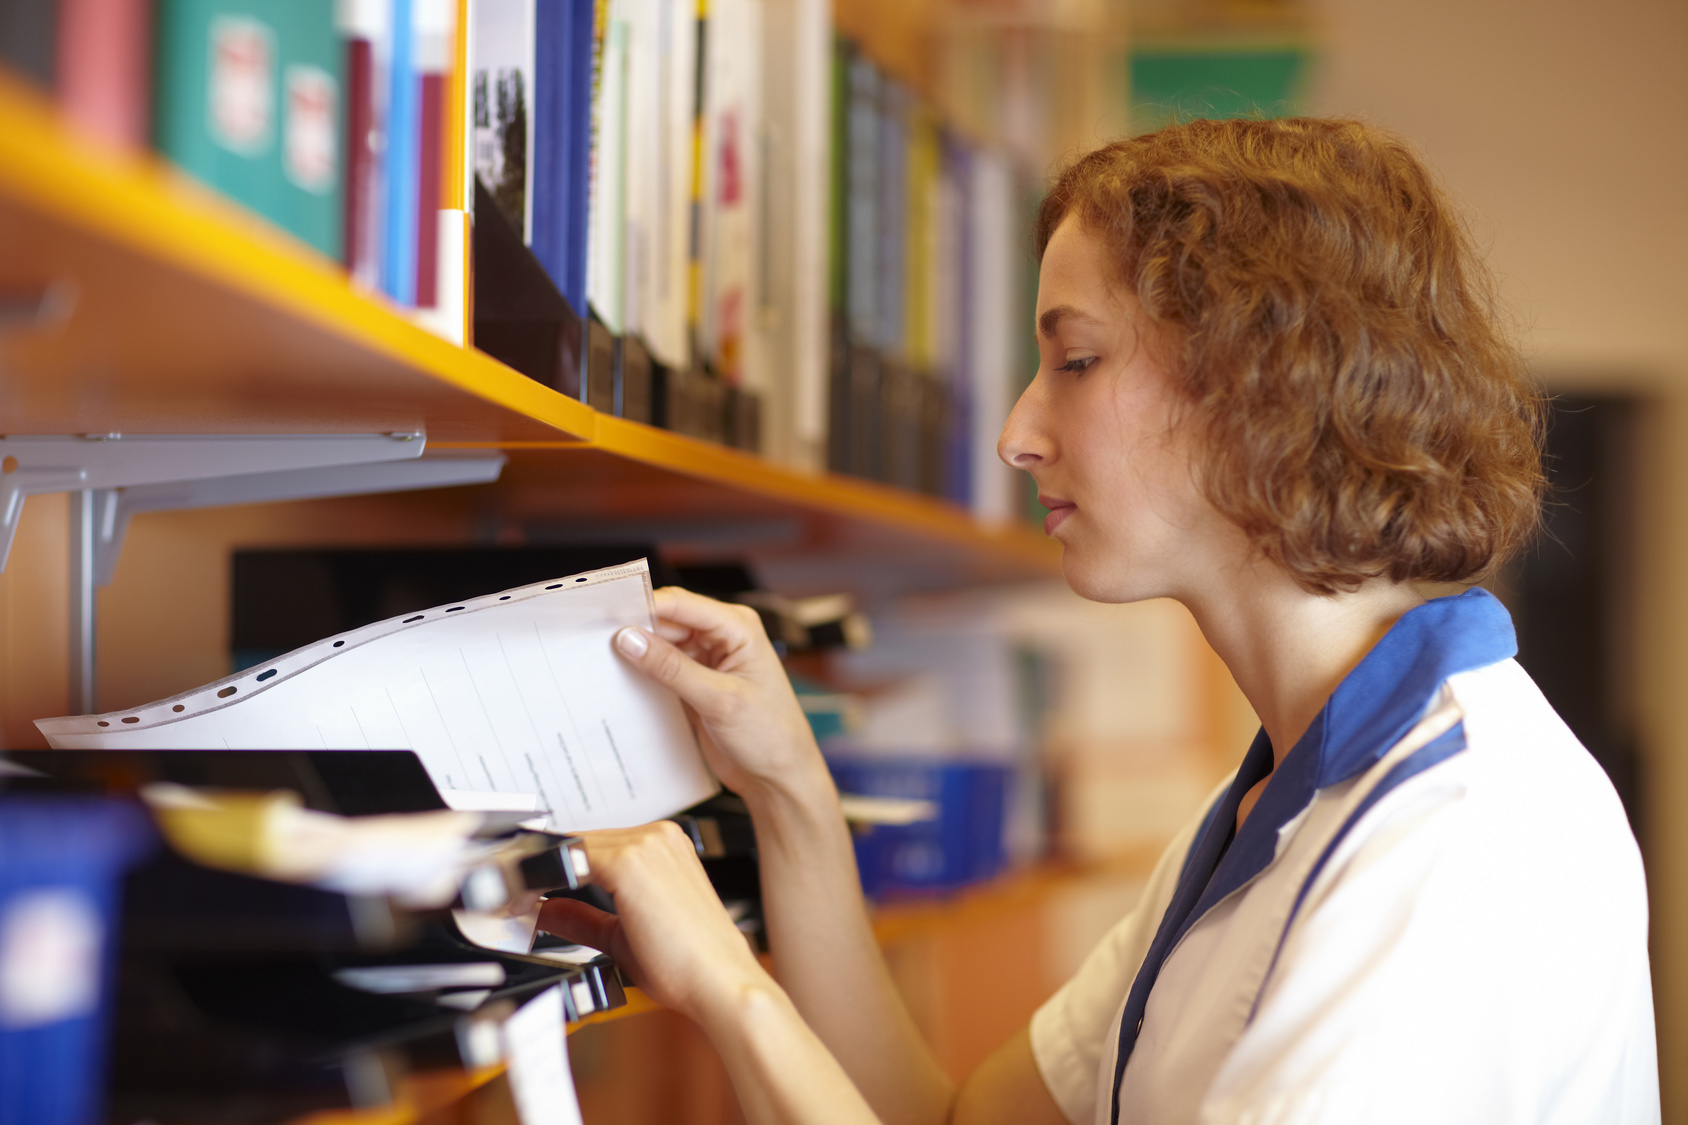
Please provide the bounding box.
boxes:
[1028,788,1224,1125]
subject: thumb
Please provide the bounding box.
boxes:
[613,625,735,712]
[537,896,620,951]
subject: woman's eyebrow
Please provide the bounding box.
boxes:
[1038,304,1102,339]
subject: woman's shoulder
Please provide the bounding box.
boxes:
[1444,657,1636,841]
[1341,655,1646,934]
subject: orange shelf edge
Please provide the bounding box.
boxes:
[0,75,596,444]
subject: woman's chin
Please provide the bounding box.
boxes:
[1061,548,1163,605]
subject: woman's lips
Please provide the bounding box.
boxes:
[1041,497,1076,535]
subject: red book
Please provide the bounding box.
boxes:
[343,37,375,277]
[415,71,443,308]
[56,0,152,148]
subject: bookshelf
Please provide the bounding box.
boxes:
[0,74,1058,591]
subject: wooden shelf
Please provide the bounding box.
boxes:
[0,75,1057,589]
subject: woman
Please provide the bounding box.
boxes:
[540,118,1658,1123]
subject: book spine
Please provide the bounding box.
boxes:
[383,0,419,304]
[564,0,593,320]
[531,0,563,295]
[343,36,374,275]
[415,71,443,307]
[56,0,153,148]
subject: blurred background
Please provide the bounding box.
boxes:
[0,0,1684,1119]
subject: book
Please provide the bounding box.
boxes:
[472,174,584,393]
[965,148,1018,523]
[57,0,154,148]
[584,0,626,340]
[412,0,451,310]
[751,0,829,469]
[340,0,381,286]
[695,0,760,390]
[153,0,346,259]
[37,559,719,834]
[381,0,420,299]
[622,0,693,377]
[530,0,594,329]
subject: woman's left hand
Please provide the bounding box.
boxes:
[536,822,767,1024]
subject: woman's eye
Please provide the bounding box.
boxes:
[1058,356,1098,374]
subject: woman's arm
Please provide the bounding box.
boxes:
[746,766,955,1125]
[605,589,952,1123]
[581,590,1065,1125]
[540,822,1067,1125]
[538,823,882,1125]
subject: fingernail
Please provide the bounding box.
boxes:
[615,626,649,657]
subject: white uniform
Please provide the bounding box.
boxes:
[1030,590,1658,1124]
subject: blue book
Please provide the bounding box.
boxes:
[531,0,592,320]
[382,0,420,305]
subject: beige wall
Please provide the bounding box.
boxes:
[1308,0,1688,1110]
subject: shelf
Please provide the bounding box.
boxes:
[0,76,1057,588]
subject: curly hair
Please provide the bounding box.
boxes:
[1037,117,1545,594]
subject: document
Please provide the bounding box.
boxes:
[36,560,718,832]
[503,985,584,1125]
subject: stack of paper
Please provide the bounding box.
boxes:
[38,560,717,834]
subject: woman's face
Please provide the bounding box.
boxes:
[998,216,1229,604]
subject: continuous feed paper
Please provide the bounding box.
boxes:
[36,560,717,831]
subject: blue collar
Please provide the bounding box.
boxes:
[1180,587,1517,927]
[1110,588,1517,1122]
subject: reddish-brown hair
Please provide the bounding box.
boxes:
[1038,117,1544,594]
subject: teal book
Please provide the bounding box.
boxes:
[153,0,344,259]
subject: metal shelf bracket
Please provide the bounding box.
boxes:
[0,433,507,713]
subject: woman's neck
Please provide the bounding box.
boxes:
[1182,561,1427,774]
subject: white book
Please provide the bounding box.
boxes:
[587,0,631,333]
[622,0,658,348]
[696,0,762,385]
[968,149,1019,525]
[755,0,831,469]
[651,0,697,371]
[36,560,718,833]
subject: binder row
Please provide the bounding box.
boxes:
[3,0,1026,511]
[0,750,769,1122]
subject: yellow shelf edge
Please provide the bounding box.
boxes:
[582,415,1059,569]
[0,76,596,444]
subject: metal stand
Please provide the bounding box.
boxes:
[69,490,96,715]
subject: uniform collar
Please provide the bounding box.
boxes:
[1176,588,1517,933]
[1112,589,1517,1115]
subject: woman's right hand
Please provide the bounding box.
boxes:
[614,587,831,805]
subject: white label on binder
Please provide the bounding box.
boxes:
[35,560,718,833]
[0,888,102,1028]
[504,985,584,1125]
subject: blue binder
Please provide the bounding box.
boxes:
[0,798,154,1125]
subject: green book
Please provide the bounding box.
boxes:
[153,0,344,259]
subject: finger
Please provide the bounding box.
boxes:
[652,587,766,649]
[537,897,620,950]
[653,619,693,644]
[613,625,745,716]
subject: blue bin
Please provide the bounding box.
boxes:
[0,797,154,1125]
[827,757,1010,898]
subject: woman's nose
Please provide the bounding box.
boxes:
[998,377,1051,469]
